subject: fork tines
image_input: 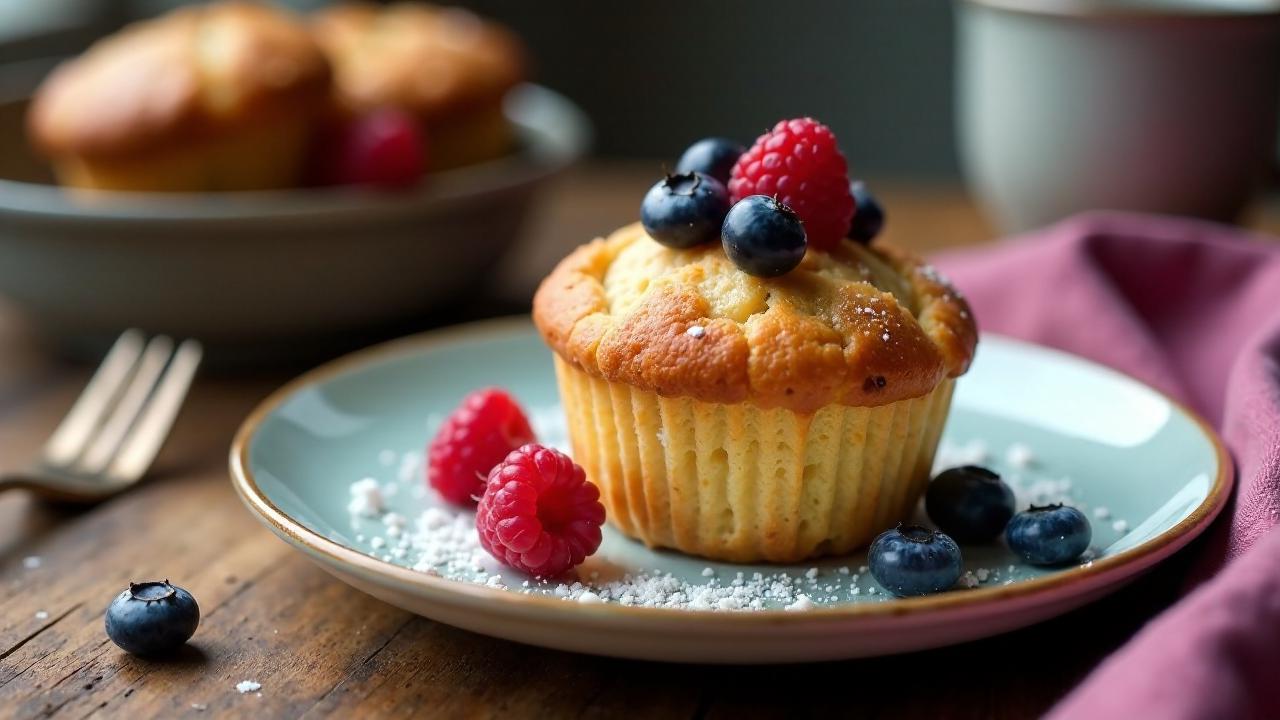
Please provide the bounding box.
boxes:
[42,330,202,481]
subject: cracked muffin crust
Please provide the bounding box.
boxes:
[534,222,977,414]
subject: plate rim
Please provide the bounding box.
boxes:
[229,316,1234,625]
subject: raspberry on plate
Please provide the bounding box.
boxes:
[728,117,855,252]
[427,388,536,505]
[476,444,605,578]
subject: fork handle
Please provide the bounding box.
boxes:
[0,473,108,503]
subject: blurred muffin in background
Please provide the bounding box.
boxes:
[27,1,330,192]
[311,2,525,172]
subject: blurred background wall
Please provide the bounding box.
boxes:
[0,0,958,178]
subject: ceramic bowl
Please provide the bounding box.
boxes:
[0,80,589,357]
[230,318,1232,663]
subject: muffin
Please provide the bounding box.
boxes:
[27,1,331,192]
[535,225,976,563]
[311,2,525,171]
[533,122,976,563]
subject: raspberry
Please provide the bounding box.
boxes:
[475,444,605,578]
[727,117,855,252]
[427,389,535,505]
[313,108,427,188]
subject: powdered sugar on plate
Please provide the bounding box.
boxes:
[934,437,1130,553]
[340,411,1132,612]
[345,480,885,610]
[347,478,384,518]
[936,439,1078,509]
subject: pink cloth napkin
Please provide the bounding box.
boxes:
[934,212,1280,720]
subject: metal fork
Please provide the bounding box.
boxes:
[0,330,202,501]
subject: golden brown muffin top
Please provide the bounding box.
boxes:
[28,1,330,159]
[534,223,978,413]
[311,2,524,121]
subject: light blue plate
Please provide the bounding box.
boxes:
[231,318,1231,663]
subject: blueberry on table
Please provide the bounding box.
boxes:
[721,195,807,277]
[868,525,963,597]
[1005,504,1092,565]
[674,137,745,185]
[641,172,731,249]
[105,580,200,655]
[849,180,885,244]
[925,465,1016,543]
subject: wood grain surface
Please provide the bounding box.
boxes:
[1,165,1276,719]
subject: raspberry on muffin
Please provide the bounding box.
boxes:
[728,118,857,252]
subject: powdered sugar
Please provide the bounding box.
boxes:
[935,439,989,467]
[1005,443,1035,469]
[341,415,1133,612]
[235,681,261,694]
[917,263,958,293]
[785,595,815,611]
[936,439,1076,508]
[347,478,384,518]
[344,473,889,610]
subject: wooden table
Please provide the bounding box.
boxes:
[1,165,1274,719]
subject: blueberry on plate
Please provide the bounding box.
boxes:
[849,180,885,244]
[721,195,807,277]
[1005,504,1092,565]
[674,137,745,185]
[925,465,1016,543]
[641,172,731,249]
[868,524,963,597]
[105,580,200,655]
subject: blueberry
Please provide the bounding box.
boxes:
[1005,504,1092,565]
[925,465,1016,543]
[849,180,885,244]
[868,525,963,597]
[674,137,744,185]
[721,195,807,277]
[105,580,199,655]
[640,172,731,249]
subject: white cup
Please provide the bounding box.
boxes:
[958,0,1280,233]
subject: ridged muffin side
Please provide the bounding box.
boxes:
[556,356,954,562]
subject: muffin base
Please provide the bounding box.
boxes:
[50,110,313,192]
[554,357,955,563]
[427,102,513,171]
